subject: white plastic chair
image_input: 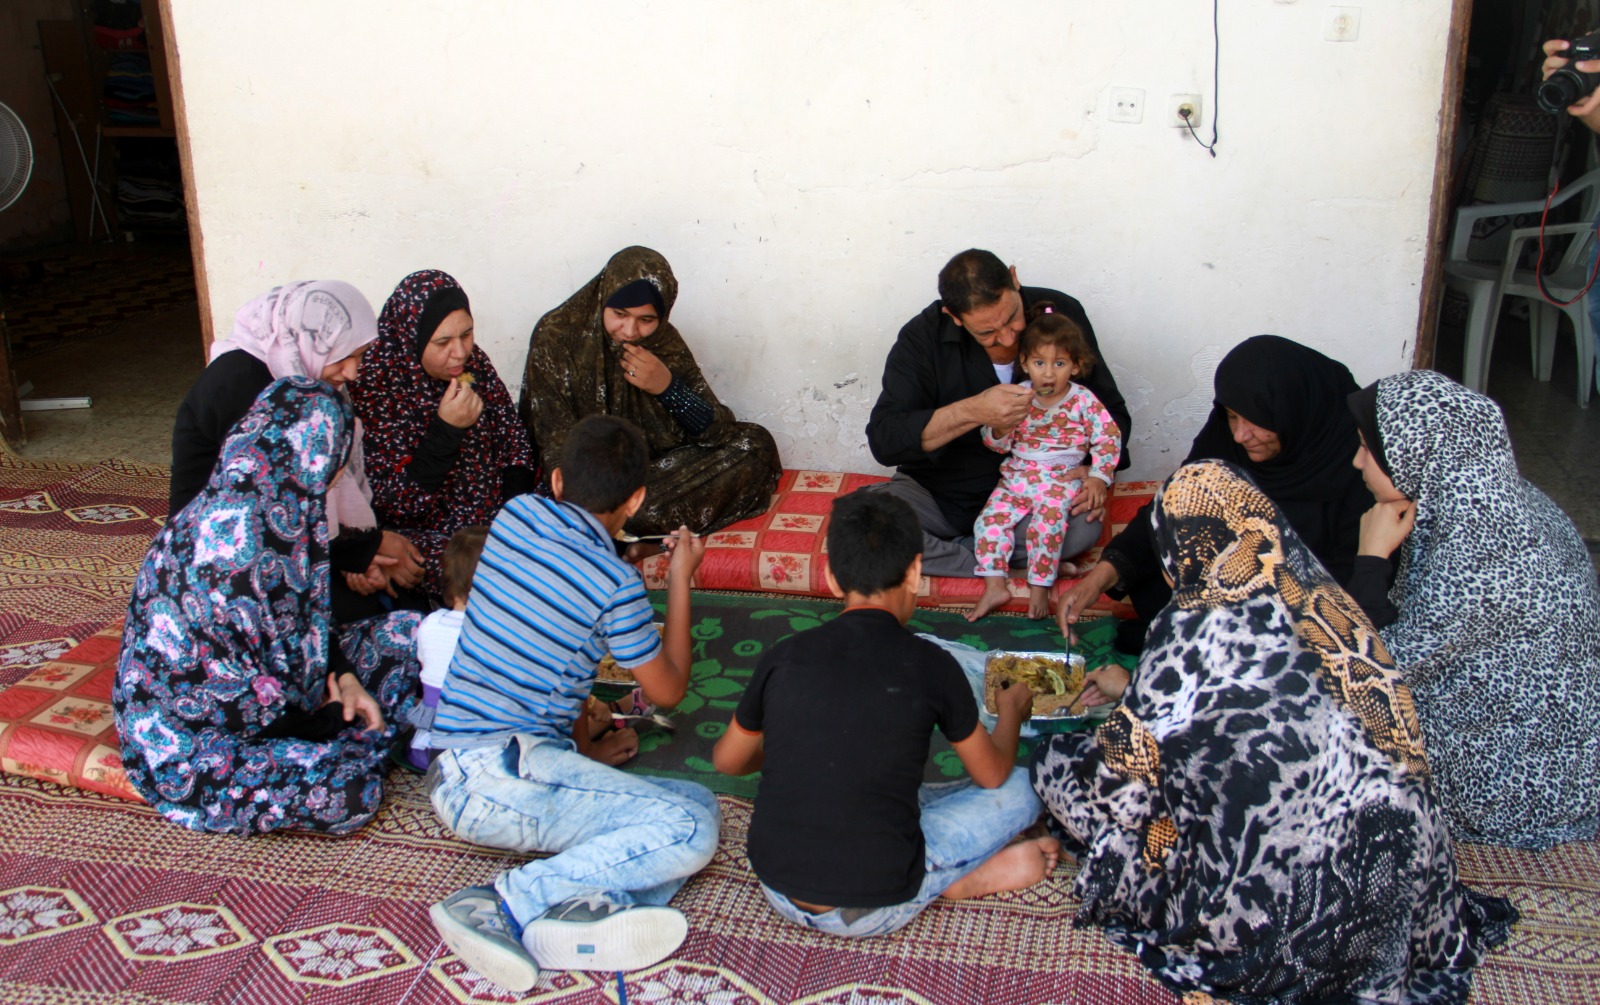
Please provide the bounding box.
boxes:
[1499,221,1597,407]
[1441,167,1600,401]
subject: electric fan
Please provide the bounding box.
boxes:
[0,102,33,213]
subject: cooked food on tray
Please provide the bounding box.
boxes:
[984,651,1089,717]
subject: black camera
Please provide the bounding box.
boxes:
[1539,31,1600,113]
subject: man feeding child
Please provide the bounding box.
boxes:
[713,490,1059,937]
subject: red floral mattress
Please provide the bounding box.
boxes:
[637,468,1155,618]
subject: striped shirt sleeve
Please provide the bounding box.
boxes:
[600,576,663,669]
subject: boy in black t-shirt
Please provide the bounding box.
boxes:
[713,491,1059,937]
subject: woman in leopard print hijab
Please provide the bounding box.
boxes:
[1347,369,1600,849]
[1032,460,1513,1003]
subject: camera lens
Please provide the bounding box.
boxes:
[1539,69,1589,114]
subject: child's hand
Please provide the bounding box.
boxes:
[995,680,1035,720]
[587,727,640,766]
[662,525,705,581]
[580,696,611,740]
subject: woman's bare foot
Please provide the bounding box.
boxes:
[587,727,640,766]
[1057,560,1084,579]
[622,542,663,563]
[940,836,1061,901]
[1027,585,1051,620]
[965,577,1013,623]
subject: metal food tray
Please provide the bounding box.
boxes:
[983,650,1114,732]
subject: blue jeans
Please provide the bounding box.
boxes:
[429,737,721,927]
[759,766,1041,938]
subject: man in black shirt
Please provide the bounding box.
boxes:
[866,249,1131,578]
[712,491,1057,936]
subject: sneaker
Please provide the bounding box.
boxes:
[521,896,687,972]
[429,885,539,992]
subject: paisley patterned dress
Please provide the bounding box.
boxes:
[1032,461,1514,1004]
[114,378,422,835]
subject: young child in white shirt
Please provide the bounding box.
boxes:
[407,525,490,769]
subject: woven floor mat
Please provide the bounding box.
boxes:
[1,768,1593,1004]
[0,452,168,687]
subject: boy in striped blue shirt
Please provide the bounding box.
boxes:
[426,415,718,992]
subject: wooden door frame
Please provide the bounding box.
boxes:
[154,0,213,352]
[1412,0,1475,369]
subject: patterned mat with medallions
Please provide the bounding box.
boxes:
[0,452,1595,1004]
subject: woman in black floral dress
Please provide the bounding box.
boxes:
[1032,460,1514,1004]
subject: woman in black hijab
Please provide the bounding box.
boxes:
[1059,335,1374,653]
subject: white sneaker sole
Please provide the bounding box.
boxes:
[522,906,688,972]
[429,902,540,993]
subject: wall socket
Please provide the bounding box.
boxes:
[1109,87,1145,124]
[1170,93,1202,128]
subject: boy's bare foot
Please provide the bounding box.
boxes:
[588,727,640,766]
[965,577,1013,623]
[940,836,1061,900]
[1057,560,1084,578]
[1027,584,1051,620]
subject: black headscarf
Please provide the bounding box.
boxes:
[413,286,470,359]
[1345,381,1393,480]
[1188,335,1367,503]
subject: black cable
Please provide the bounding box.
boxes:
[1185,0,1220,157]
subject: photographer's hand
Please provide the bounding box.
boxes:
[1543,37,1600,129]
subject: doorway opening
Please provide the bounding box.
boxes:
[1427,0,1600,558]
[0,0,204,466]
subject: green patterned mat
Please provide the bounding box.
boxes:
[605,592,1135,798]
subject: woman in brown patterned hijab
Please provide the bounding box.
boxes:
[520,246,781,536]
[1032,460,1514,1003]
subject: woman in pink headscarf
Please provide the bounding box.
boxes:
[169,281,426,621]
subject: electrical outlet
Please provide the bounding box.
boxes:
[1108,87,1145,124]
[1170,93,1202,128]
[1324,6,1360,41]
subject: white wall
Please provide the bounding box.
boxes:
[166,0,1449,479]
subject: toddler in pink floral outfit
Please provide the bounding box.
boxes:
[967,303,1121,621]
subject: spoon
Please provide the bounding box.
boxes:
[611,711,677,733]
[615,531,701,544]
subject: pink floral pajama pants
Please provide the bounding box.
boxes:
[973,460,1081,586]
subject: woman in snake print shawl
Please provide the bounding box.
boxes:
[1347,369,1600,849]
[1032,460,1514,1004]
[520,246,781,536]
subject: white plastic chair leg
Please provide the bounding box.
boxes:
[1531,300,1558,382]
[1576,310,1596,407]
[1527,301,1552,381]
[1459,282,1503,393]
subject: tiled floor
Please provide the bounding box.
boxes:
[9,302,204,466]
[5,272,1597,559]
[1433,310,1600,551]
